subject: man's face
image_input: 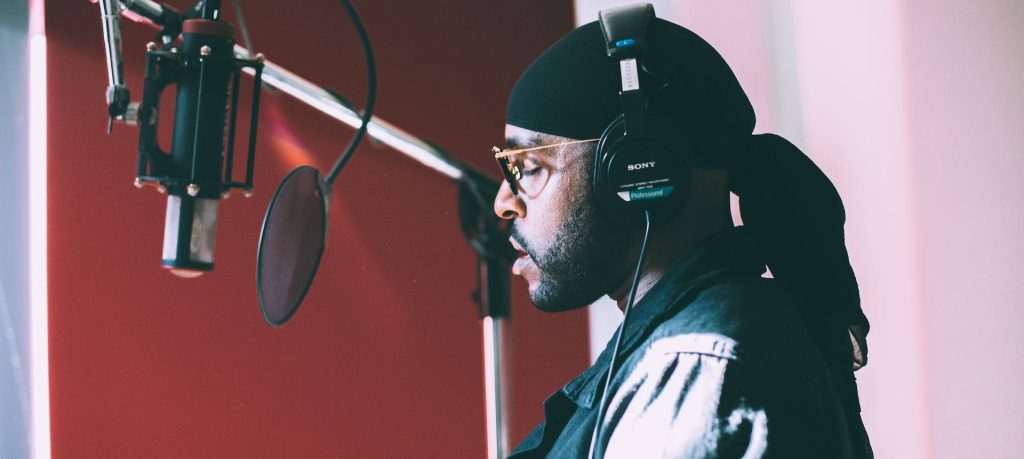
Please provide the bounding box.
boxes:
[493,125,633,312]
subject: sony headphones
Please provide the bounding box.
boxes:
[593,4,692,226]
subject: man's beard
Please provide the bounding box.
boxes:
[512,194,632,312]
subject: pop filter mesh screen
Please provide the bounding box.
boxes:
[257,166,329,326]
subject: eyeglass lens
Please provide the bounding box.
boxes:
[498,155,549,197]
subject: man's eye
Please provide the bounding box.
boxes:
[522,167,543,177]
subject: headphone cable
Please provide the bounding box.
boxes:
[587,209,653,459]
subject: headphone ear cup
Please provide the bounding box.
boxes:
[645,115,692,162]
[593,116,627,221]
[644,113,693,219]
[595,114,625,159]
[593,115,626,195]
[593,115,691,226]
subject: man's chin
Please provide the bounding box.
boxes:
[528,284,602,313]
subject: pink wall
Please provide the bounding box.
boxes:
[577,0,1024,457]
[786,3,930,456]
[903,1,1024,457]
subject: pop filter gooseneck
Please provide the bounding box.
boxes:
[255,0,377,327]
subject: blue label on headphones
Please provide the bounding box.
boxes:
[617,185,674,202]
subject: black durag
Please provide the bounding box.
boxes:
[506,18,870,409]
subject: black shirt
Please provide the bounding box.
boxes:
[509,227,872,458]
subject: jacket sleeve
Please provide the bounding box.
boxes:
[600,334,769,459]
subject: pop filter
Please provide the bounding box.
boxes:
[254,0,375,327]
[256,166,329,327]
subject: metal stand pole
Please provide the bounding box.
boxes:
[459,169,514,459]
[482,316,509,459]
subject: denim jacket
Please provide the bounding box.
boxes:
[508,227,872,458]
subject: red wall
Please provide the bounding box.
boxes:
[46,1,587,456]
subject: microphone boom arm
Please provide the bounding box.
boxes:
[98,0,464,182]
[99,0,129,132]
[237,50,464,181]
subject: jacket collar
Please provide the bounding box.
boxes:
[559,226,766,408]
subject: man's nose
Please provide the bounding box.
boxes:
[493,180,525,220]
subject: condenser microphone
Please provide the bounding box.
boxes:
[132,0,265,278]
[159,15,235,278]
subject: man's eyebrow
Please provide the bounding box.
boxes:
[504,135,543,149]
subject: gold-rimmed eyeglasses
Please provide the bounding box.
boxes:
[492,138,598,196]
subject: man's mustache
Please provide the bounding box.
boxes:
[509,225,540,262]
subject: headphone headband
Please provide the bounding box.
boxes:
[599,4,655,139]
[598,4,655,59]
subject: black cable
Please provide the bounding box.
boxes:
[326,0,377,187]
[587,209,653,459]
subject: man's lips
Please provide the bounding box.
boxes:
[512,256,532,276]
[509,237,533,276]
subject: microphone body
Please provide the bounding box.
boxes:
[160,19,235,277]
[97,0,262,278]
[131,3,263,278]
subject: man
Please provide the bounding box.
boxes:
[492,5,872,458]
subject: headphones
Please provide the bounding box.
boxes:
[593,4,692,226]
